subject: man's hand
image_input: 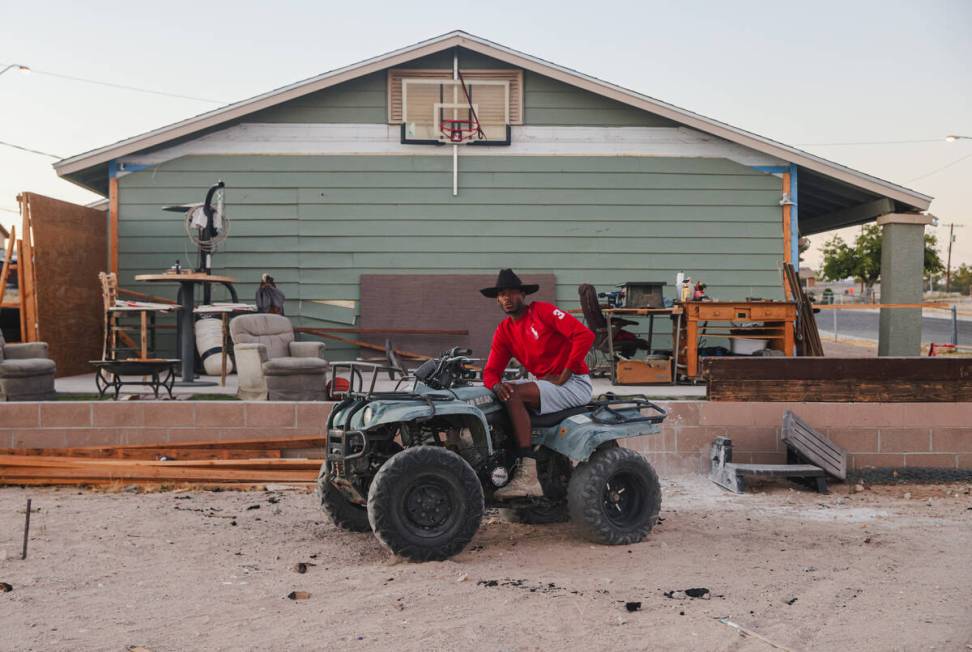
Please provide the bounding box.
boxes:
[492,382,514,402]
[541,369,573,386]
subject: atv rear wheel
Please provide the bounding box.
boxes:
[318,466,371,533]
[367,447,484,561]
[567,447,661,545]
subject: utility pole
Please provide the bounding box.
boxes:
[943,223,965,293]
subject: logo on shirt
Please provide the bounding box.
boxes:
[530,325,540,340]
[552,309,566,320]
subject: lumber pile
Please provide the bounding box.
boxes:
[783,263,824,356]
[0,435,325,488]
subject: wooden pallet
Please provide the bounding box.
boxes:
[782,411,847,480]
[709,436,828,494]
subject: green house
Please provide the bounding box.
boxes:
[54,31,931,360]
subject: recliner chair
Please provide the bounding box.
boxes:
[0,332,56,401]
[229,313,328,401]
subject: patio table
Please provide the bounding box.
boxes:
[135,273,237,386]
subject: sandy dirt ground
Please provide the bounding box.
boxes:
[1,476,970,652]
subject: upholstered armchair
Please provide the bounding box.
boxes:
[229,314,328,401]
[0,333,56,401]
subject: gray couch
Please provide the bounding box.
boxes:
[0,333,56,401]
[229,314,329,401]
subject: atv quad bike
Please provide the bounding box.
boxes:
[317,348,667,561]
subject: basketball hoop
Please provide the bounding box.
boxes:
[439,117,482,144]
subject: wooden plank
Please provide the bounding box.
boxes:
[0,479,314,489]
[708,379,972,402]
[0,465,317,482]
[703,357,972,381]
[109,175,119,275]
[109,434,327,450]
[0,448,284,461]
[16,239,26,341]
[0,225,14,307]
[17,197,39,342]
[0,455,319,468]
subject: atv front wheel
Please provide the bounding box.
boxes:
[319,467,371,533]
[367,447,484,561]
[567,447,661,545]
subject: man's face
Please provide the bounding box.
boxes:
[497,288,525,314]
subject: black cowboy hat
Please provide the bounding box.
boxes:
[480,268,539,298]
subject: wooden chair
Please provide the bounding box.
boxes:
[99,272,177,360]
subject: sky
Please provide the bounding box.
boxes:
[1,0,970,269]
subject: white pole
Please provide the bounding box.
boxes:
[833,305,837,342]
[453,51,459,197]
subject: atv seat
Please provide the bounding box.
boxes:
[529,405,592,428]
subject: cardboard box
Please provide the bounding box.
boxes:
[615,359,671,384]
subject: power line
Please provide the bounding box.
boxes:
[0,140,62,158]
[906,152,972,183]
[795,138,943,146]
[0,62,227,104]
[0,206,19,214]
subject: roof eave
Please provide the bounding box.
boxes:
[54,29,932,212]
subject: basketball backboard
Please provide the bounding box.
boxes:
[400,78,512,146]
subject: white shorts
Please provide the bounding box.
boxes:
[512,374,593,415]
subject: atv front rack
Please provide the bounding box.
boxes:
[589,393,668,425]
[329,361,415,399]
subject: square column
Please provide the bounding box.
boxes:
[877,213,934,356]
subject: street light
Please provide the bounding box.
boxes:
[0,64,30,77]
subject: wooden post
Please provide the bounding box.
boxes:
[781,172,793,300]
[220,312,228,386]
[16,239,26,341]
[140,310,148,360]
[0,225,14,306]
[109,176,119,276]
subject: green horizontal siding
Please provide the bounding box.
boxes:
[117,154,785,358]
[245,72,386,124]
[523,71,676,127]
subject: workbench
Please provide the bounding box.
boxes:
[679,301,796,380]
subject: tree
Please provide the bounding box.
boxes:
[951,263,972,295]
[819,224,943,292]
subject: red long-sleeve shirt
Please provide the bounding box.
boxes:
[482,301,595,389]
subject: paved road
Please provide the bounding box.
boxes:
[815,309,971,345]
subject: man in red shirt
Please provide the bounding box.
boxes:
[480,269,595,499]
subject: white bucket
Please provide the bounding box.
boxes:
[195,317,234,375]
[730,338,769,355]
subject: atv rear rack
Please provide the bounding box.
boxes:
[590,393,668,425]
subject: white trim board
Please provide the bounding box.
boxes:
[119,124,786,171]
[54,30,930,210]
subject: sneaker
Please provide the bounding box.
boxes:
[494,457,544,499]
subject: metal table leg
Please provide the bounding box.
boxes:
[175,280,215,387]
[607,311,617,385]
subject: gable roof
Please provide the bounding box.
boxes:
[53,30,931,214]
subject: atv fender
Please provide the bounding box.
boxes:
[365,401,493,455]
[536,412,661,463]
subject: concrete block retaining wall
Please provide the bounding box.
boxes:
[0,401,969,476]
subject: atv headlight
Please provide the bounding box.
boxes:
[362,406,374,426]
